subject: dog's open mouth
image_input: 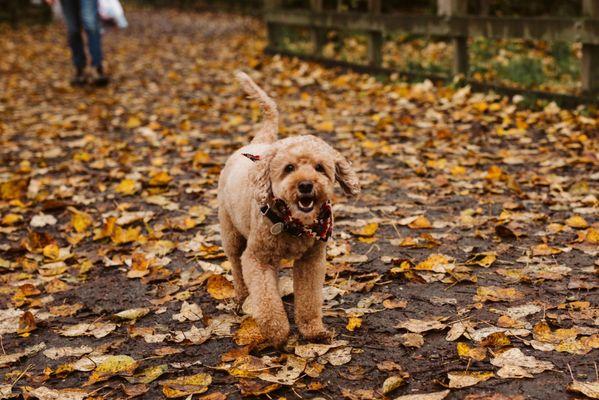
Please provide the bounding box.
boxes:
[297,196,315,213]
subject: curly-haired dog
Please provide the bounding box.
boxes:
[218,71,360,347]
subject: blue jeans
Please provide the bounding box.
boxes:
[60,0,103,70]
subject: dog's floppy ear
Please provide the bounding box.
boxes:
[250,148,275,205]
[334,151,360,197]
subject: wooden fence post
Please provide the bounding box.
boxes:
[438,0,468,77]
[582,0,599,95]
[367,0,382,67]
[265,0,282,50]
[310,0,326,56]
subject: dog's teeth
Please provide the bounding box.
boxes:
[298,199,314,210]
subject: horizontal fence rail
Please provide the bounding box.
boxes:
[264,0,599,101]
[266,11,599,45]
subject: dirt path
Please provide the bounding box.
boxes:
[0,8,597,400]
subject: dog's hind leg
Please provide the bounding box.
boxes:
[219,210,248,304]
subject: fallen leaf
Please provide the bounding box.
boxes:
[114,307,151,321]
[234,317,265,345]
[382,375,406,394]
[397,318,447,333]
[490,348,553,377]
[172,301,203,322]
[30,213,57,227]
[85,355,139,385]
[474,286,524,303]
[568,380,599,399]
[161,372,212,398]
[0,342,45,367]
[393,390,450,400]
[206,274,235,300]
[346,315,362,331]
[26,387,88,400]
[43,345,93,360]
[126,364,169,384]
[447,371,494,388]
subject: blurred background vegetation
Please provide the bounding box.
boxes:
[0,0,586,94]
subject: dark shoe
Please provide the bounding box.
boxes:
[92,67,109,87]
[93,74,109,87]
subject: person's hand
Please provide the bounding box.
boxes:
[45,0,55,5]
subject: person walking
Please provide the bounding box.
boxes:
[46,0,109,86]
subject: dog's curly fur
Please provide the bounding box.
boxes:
[218,71,360,347]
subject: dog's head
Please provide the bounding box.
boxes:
[251,135,360,225]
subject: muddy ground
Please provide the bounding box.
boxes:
[0,7,597,400]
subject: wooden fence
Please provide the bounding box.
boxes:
[264,0,599,101]
[0,0,52,26]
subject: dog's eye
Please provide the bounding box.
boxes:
[284,164,295,173]
[315,164,325,173]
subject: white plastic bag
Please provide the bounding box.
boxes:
[98,0,128,29]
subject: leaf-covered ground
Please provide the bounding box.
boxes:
[1,8,598,400]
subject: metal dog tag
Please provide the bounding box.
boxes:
[270,222,284,235]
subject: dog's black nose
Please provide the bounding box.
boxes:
[298,181,313,194]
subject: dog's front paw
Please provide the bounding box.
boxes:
[259,316,290,349]
[299,322,334,343]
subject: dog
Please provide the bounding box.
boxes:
[217,71,360,347]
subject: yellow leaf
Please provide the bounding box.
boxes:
[566,215,588,229]
[416,254,452,272]
[0,178,28,200]
[161,372,212,398]
[228,355,267,378]
[486,165,504,181]
[42,244,60,260]
[466,252,496,268]
[234,318,265,346]
[479,332,511,348]
[346,316,362,332]
[533,321,577,344]
[126,364,168,384]
[408,215,431,229]
[1,213,22,225]
[179,119,192,131]
[351,222,378,237]
[315,120,334,132]
[71,210,93,233]
[111,226,141,245]
[447,371,494,388]
[149,171,172,186]
[450,165,466,176]
[192,151,212,166]
[456,342,486,361]
[474,286,524,303]
[585,227,599,244]
[206,275,235,300]
[126,116,142,128]
[473,102,488,112]
[532,243,562,256]
[85,355,138,385]
[128,252,150,278]
[115,179,140,196]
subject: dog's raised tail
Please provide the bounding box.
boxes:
[235,71,278,144]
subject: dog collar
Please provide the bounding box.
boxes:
[260,199,333,241]
[243,153,333,241]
